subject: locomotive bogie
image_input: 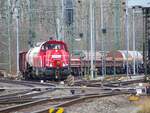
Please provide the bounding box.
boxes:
[25,67,70,80]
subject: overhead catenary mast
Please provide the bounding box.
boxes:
[61,0,64,40]
[114,0,120,76]
[15,0,20,76]
[101,0,106,77]
[132,7,136,75]
[125,0,129,78]
[7,0,11,73]
[90,0,94,79]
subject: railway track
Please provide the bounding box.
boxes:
[0,79,56,88]
[74,75,144,87]
[0,79,60,102]
[0,76,140,104]
[0,90,130,113]
[0,85,115,104]
[0,79,57,104]
[0,88,56,104]
[33,91,130,113]
[0,75,143,113]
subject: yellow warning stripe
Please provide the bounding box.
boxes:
[128,95,140,101]
[56,107,64,113]
[49,107,64,113]
[49,108,55,113]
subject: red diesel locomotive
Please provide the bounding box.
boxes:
[20,40,70,80]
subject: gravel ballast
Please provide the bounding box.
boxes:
[66,95,139,113]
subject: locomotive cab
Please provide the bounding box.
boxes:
[42,41,70,79]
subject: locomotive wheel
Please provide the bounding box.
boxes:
[23,70,34,80]
[22,72,29,80]
[24,73,32,80]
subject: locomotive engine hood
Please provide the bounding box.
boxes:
[46,49,69,68]
[43,40,69,68]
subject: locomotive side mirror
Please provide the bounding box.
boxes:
[41,46,45,50]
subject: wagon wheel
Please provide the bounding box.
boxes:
[23,71,33,80]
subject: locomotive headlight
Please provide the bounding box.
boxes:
[57,61,60,65]
[50,63,53,67]
[63,63,68,67]
[52,55,61,59]
[63,63,66,67]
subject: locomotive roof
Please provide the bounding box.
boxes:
[35,40,67,47]
[34,40,68,52]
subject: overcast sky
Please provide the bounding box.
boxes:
[128,0,150,7]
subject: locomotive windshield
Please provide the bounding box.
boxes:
[46,44,61,50]
[41,43,67,51]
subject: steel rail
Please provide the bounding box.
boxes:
[0,94,86,113]
[74,77,144,87]
[20,80,56,87]
[33,91,130,113]
[0,79,34,87]
[0,79,56,87]
[0,91,130,113]
[0,88,55,104]
[0,90,32,98]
